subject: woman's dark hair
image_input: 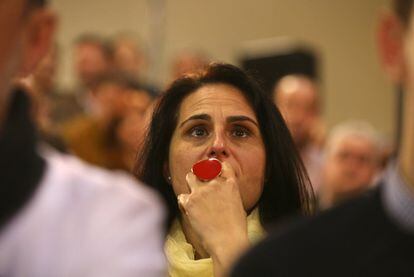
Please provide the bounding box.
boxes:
[135,63,314,231]
[394,0,414,26]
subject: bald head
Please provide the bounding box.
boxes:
[273,75,320,148]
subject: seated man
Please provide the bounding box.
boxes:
[319,121,380,209]
[273,74,325,191]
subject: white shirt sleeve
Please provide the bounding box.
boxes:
[0,150,167,277]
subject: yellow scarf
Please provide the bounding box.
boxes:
[165,209,264,277]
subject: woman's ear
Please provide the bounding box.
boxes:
[19,8,57,76]
[377,11,405,84]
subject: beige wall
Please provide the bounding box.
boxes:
[51,0,394,138]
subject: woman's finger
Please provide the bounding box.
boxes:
[186,171,203,192]
[177,193,190,212]
[219,160,236,180]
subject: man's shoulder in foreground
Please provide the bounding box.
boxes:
[0,149,166,277]
[42,147,161,207]
[232,186,414,277]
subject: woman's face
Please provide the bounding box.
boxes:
[168,83,266,211]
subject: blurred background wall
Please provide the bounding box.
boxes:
[51,0,393,137]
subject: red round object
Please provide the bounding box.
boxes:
[192,158,222,181]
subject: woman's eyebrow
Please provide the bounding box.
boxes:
[179,113,211,128]
[227,115,259,127]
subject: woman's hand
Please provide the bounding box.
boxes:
[178,161,250,276]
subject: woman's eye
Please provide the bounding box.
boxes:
[189,127,208,137]
[232,126,250,138]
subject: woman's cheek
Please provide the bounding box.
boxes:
[170,148,195,194]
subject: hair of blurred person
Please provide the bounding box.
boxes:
[171,49,210,80]
[392,0,413,26]
[319,121,381,209]
[273,74,325,191]
[73,33,113,90]
[136,62,314,276]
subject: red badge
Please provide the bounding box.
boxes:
[192,158,222,181]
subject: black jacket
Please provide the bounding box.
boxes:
[232,185,414,277]
[0,89,45,229]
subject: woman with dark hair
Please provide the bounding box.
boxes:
[136,63,313,277]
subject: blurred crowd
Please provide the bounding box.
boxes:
[31,33,210,171]
[32,31,393,210]
[273,74,393,209]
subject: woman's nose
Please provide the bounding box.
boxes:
[207,133,229,159]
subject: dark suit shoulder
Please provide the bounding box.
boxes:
[232,187,414,276]
[267,188,384,252]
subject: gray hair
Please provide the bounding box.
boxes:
[325,121,382,163]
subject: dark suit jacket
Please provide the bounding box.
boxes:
[0,89,45,229]
[232,185,414,277]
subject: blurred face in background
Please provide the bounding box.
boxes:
[168,83,266,211]
[116,90,152,152]
[323,135,378,200]
[92,82,130,121]
[0,0,55,123]
[274,75,319,149]
[0,0,26,104]
[74,43,110,88]
[113,39,145,78]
